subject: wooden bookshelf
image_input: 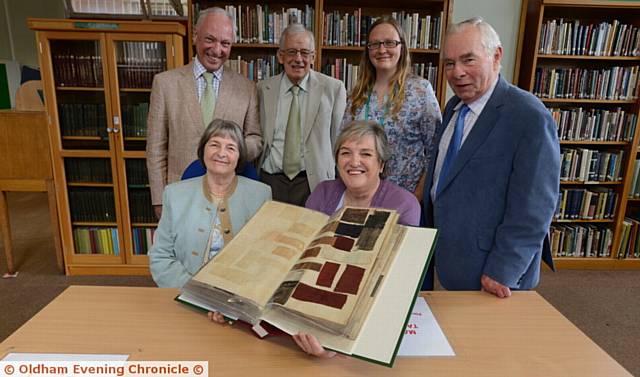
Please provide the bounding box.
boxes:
[517,0,640,269]
[30,18,185,275]
[187,0,452,105]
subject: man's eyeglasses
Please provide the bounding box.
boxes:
[281,49,314,58]
[367,40,403,50]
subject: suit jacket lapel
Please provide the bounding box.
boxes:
[262,74,282,147]
[304,71,322,142]
[437,77,507,195]
[177,62,202,129]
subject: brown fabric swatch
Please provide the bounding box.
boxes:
[341,208,369,224]
[292,262,322,271]
[364,210,391,229]
[309,236,335,247]
[335,264,365,295]
[292,282,347,309]
[333,236,355,251]
[301,247,321,259]
[356,228,382,250]
[316,262,340,287]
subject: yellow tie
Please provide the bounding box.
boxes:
[201,72,216,127]
[283,85,301,180]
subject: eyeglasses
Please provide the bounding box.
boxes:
[281,48,314,58]
[367,40,403,50]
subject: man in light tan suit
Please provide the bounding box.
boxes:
[147,7,262,218]
[258,24,346,206]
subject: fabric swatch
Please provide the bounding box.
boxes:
[292,282,347,309]
[335,264,365,295]
[316,262,340,287]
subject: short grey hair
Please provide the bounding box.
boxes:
[334,120,390,167]
[279,23,315,51]
[197,119,247,174]
[446,16,502,58]
[194,7,237,43]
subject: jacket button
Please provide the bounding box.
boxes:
[198,228,205,232]
[220,207,226,212]
[205,207,211,211]
[224,229,230,234]
[191,251,199,256]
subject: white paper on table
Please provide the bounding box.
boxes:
[398,297,455,356]
[2,353,129,362]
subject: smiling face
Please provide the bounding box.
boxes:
[203,134,239,179]
[337,135,383,196]
[194,12,234,72]
[277,32,314,85]
[443,26,502,104]
[367,23,403,75]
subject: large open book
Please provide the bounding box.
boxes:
[177,201,437,367]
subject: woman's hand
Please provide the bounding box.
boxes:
[207,311,228,324]
[292,332,337,359]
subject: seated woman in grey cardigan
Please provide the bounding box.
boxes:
[149,119,271,288]
[306,120,420,226]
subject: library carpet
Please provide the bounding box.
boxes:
[0,192,639,375]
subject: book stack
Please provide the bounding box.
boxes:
[533,66,640,100]
[116,41,166,89]
[51,40,103,87]
[551,107,637,142]
[68,188,117,222]
[617,215,640,259]
[555,188,618,220]
[126,159,149,187]
[65,158,112,183]
[550,224,612,257]
[391,11,443,49]
[73,227,120,255]
[132,227,155,255]
[411,62,437,86]
[321,59,359,93]
[121,102,149,137]
[538,18,640,56]
[58,103,108,138]
[224,56,282,82]
[128,189,156,224]
[560,148,623,182]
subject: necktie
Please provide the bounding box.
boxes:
[283,85,301,180]
[201,72,216,128]
[437,104,470,196]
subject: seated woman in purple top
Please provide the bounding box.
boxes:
[305,120,420,226]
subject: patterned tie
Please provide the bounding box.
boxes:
[437,104,470,196]
[201,72,216,127]
[283,85,301,180]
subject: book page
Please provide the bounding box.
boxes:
[190,201,328,308]
[268,207,398,336]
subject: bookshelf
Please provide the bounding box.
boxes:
[187,0,452,106]
[516,0,640,269]
[29,18,185,275]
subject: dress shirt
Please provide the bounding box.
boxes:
[193,57,223,102]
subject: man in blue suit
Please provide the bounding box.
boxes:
[423,17,560,298]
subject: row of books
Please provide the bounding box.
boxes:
[132,227,155,255]
[58,103,108,137]
[551,107,637,142]
[70,0,142,15]
[126,159,149,187]
[626,159,640,198]
[116,41,166,89]
[52,41,103,87]
[550,224,613,258]
[617,217,640,259]
[147,0,187,17]
[121,102,149,137]
[128,189,156,224]
[191,4,314,44]
[69,188,117,222]
[560,148,623,182]
[73,227,120,255]
[554,188,618,220]
[65,158,112,184]
[224,56,283,82]
[322,11,442,49]
[538,19,640,57]
[533,66,639,100]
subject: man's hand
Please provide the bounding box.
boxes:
[207,311,230,324]
[481,274,511,298]
[292,333,337,359]
[153,205,162,220]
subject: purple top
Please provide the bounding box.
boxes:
[305,179,421,226]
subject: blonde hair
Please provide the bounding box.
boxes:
[349,16,412,119]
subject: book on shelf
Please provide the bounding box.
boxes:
[533,66,639,100]
[555,188,618,220]
[550,224,612,257]
[176,201,437,367]
[116,41,166,89]
[551,107,637,142]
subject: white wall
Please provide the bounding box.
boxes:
[446,0,522,100]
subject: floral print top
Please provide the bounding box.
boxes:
[341,74,441,193]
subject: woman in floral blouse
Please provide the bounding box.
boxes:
[342,16,442,200]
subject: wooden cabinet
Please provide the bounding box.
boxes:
[30,18,185,275]
[188,0,452,105]
[516,0,640,269]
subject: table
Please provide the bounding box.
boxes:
[0,286,631,376]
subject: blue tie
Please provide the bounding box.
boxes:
[437,104,470,196]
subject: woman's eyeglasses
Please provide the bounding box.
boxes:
[367,40,403,50]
